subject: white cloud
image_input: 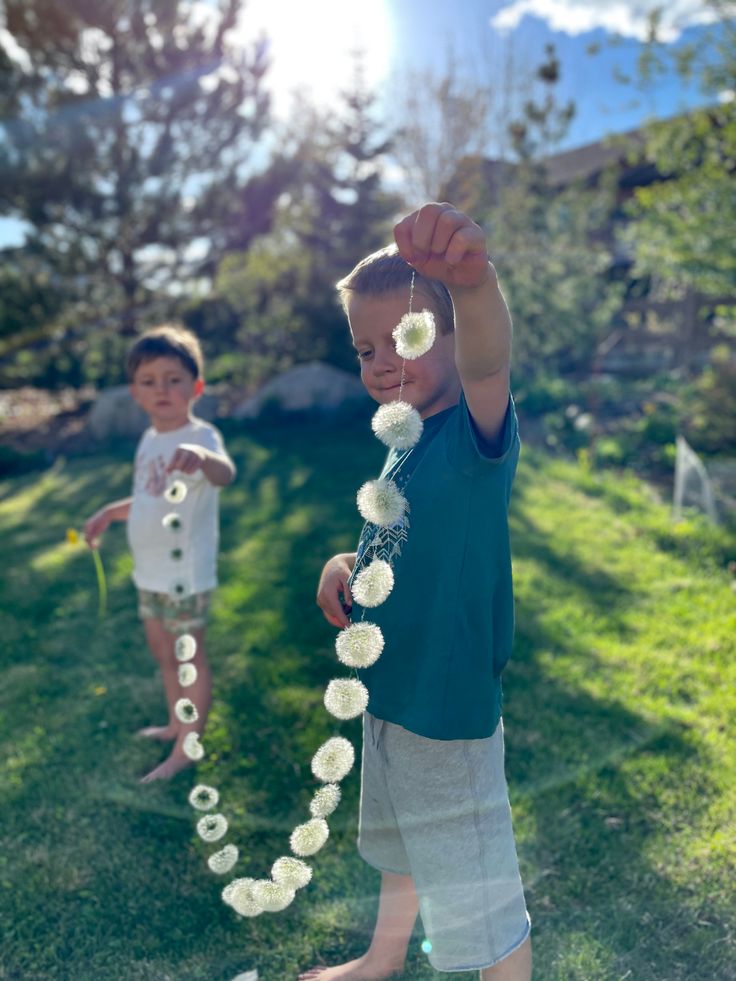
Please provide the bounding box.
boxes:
[492,0,716,42]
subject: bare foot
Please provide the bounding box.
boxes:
[136,724,179,741]
[298,956,403,980]
[139,746,192,783]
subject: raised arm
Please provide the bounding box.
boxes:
[393,202,511,446]
[167,443,236,487]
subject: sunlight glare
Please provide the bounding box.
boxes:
[233,0,393,111]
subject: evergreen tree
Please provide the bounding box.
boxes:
[0,0,270,358]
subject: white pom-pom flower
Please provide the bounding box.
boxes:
[208,843,239,875]
[393,309,436,359]
[175,634,197,661]
[188,784,219,811]
[272,856,313,890]
[311,736,355,783]
[178,663,197,687]
[356,479,407,527]
[183,731,204,760]
[252,879,296,912]
[335,622,384,669]
[290,817,329,857]
[309,783,341,819]
[352,559,395,608]
[222,877,262,917]
[162,512,182,531]
[164,480,188,503]
[174,698,199,724]
[197,813,228,843]
[371,401,423,450]
[324,678,369,720]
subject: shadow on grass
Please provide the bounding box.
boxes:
[0,420,732,980]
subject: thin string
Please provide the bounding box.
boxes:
[398,270,415,402]
[356,269,417,633]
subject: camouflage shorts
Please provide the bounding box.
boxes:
[137,589,213,635]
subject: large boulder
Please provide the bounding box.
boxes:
[234,361,369,419]
[86,386,218,441]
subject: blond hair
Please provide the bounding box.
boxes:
[336,245,454,334]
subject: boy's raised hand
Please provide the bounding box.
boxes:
[167,442,207,475]
[394,202,490,291]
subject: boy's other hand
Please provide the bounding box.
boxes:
[317,554,356,629]
[394,202,490,291]
[84,510,110,549]
[167,442,207,475]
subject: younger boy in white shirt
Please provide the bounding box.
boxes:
[84,324,235,782]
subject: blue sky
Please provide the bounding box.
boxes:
[386,0,718,148]
[0,0,723,248]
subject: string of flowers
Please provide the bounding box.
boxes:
[168,275,436,917]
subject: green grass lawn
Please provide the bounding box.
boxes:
[1,417,734,981]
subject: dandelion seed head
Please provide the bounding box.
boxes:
[162,512,182,531]
[175,634,197,661]
[324,678,369,720]
[311,736,355,784]
[290,817,329,857]
[393,309,436,360]
[356,479,407,527]
[371,401,423,450]
[197,812,228,843]
[352,559,394,608]
[178,663,197,687]
[309,783,342,818]
[335,622,384,669]
[251,879,296,912]
[272,856,313,890]
[174,697,199,724]
[222,877,262,917]
[208,843,239,875]
[182,731,204,760]
[164,479,188,503]
[188,784,219,811]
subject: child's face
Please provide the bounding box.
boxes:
[130,356,203,432]
[348,289,461,419]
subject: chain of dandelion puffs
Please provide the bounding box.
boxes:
[163,276,434,917]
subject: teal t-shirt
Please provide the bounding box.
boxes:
[349,394,520,740]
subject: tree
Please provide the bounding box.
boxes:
[208,57,401,385]
[459,46,622,382]
[623,2,736,299]
[390,45,524,203]
[0,0,270,355]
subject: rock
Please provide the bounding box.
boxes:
[86,386,218,441]
[234,361,369,419]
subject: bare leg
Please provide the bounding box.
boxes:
[481,935,532,981]
[299,871,419,980]
[136,618,180,739]
[140,624,212,783]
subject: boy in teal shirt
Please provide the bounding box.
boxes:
[303,204,531,980]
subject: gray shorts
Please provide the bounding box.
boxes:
[358,713,530,973]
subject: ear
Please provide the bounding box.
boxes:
[194,378,205,398]
[129,383,142,406]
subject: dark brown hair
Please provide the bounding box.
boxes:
[126,324,204,381]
